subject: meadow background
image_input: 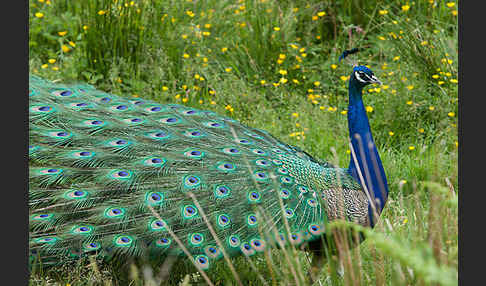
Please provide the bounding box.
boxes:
[29,0,458,285]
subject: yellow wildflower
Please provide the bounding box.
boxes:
[408,146,415,150]
[221,47,228,53]
[365,106,373,113]
[429,106,435,111]
[98,10,106,15]
[279,77,288,84]
[393,56,400,61]
[260,80,266,85]
[438,81,445,85]
[313,81,321,87]
[182,98,188,103]
[340,75,349,81]
[292,112,299,118]
[378,36,386,41]
[446,2,455,8]
[389,131,394,136]
[35,12,44,18]
[183,53,190,58]
[225,67,232,72]
[279,69,287,75]
[279,54,286,60]
[202,31,211,36]
[52,66,59,71]
[317,11,326,17]
[186,10,195,17]
[432,74,439,79]
[273,27,280,31]
[61,45,71,53]
[450,79,458,83]
[58,31,67,36]
[407,85,414,90]
[41,64,48,69]
[379,10,388,15]
[418,128,425,133]
[312,15,318,21]
[162,86,168,91]
[452,10,457,16]
[331,64,337,69]
[68,41,76,47]
[402,5,410,12]
[448,112,455,117]
[406,101,413,105]
[48,59,56,64]
[341,110,347,115]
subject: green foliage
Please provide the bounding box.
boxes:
[29,0,458,285]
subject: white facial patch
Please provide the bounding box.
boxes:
[354,71,373,83]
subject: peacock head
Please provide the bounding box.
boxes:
[350,65,382,88]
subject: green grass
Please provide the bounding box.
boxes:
[29,0,458,285]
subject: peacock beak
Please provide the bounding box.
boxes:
[370,75,382,85]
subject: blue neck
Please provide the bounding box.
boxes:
[346,82,388,227]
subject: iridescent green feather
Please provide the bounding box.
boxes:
[29,74,367,270]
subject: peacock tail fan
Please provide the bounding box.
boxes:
[29,74,367,271]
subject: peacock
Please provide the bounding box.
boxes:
[29,50,388,283]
